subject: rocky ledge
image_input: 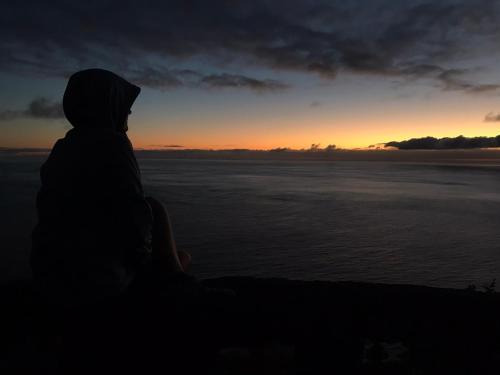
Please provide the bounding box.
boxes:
[2,277,500,374]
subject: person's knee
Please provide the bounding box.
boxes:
[178,250,192,271]
[145,196,162,211]
[145,196,168,222]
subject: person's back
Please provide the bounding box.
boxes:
[31,69,153,306]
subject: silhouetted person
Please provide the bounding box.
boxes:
[30,69,238,374]
[31,69,190,307]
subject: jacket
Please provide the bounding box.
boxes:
[31,69,152,305]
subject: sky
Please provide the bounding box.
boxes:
[2,0,500,150]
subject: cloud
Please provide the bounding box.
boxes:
[0,110,21,121]
[149,144,184,148]
[2,1,500,93]
[385,135,500,150]
[400,65,500,94]
[437,69,500,94]
[200,74,288,91]
[485,113,500,122]
[129,68,185,89]
[128,67,288,92]
[0,97,64,121]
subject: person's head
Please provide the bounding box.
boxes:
[63,69,140,133]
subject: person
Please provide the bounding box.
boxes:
[31,69,239,375]
[31,68,191,307]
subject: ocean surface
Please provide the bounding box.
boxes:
[2,154,500,288]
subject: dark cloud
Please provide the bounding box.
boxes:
[149,144,184,148]
[397,65,500,94]
[485,113,500,122]
[200,73,288,91]
[0,98,64,121]
[437,69,500,93]
[129,68,185,89]
[127,67,287,92]
[2,1,500,93]
[0,110,21,121]
[386,135,500,150]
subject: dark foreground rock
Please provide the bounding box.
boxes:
[2,277,500,374]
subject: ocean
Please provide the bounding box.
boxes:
[2,153,500,288]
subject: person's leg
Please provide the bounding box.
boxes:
[145,197,191,273]
[178,250,192,272]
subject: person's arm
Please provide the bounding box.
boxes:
[145,196,185,273]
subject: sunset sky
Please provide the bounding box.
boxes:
[2,0,500,150]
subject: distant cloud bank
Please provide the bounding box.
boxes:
[385,135,500,150]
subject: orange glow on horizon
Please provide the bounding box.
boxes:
[3,108,500,151]
[128,114,500,151]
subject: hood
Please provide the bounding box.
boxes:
[63,69,140,131]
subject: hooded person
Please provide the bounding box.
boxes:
[31,70,239,375]
[31,69,154,306]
